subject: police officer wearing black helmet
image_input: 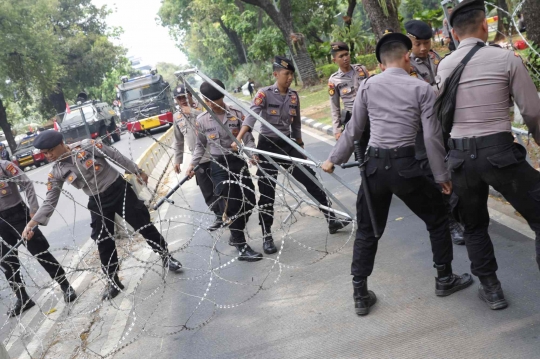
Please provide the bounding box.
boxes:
[22,131,183,301]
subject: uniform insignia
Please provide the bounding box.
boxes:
[410,71,418,78]
[48,172,54,178]
[229,116,238,121]
[357,69,366,78]
[6,163,17,176]
[280,60,288,68]
[270,109,278,115]
[96,142,103,149]
[254,97,263,106]
[208,134,217,140]
[289,109,297,116]
[95,165,101,171]
[342,88,349,94]
[1,189,6,195]
[290,94,297,104]
[0,182,5,188]
[256,91,265,99]
[68,175,74,182]
[328,82,336,96]
[47,182,53,191]
[90,140,95,145]
[77,151,86,159]
[85,159,94,168]
[232,129,239,136]
[434,59,440,65]
[331,44,340,50]
[241,115,245,120]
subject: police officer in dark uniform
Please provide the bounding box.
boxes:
[22,131,183,300]
[1,160,76,316]
[186,79,263,262]
[404,21,465,245]
[236,56,350,255]
[173,85,223,231]
[322,32,472,316]
[437,0,540,310]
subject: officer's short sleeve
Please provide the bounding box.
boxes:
[243,90,266,130]
[191,113,209,166]
[328,78,342,135]
[32,170,64,225]
[173,113,185,165]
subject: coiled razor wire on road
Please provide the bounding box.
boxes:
[2,2,538,356]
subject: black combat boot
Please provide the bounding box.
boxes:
[449,218,465,245]
[58,276,77,303]
[327,214,351,234]
[102,274,125,301]
[478,274,508,310]
[7,286,35,317]
[434,263,473,296]
[262,232,277,254]
[162,253,183,272]
[352,278,377,316]
[207,216,223,232]
[229,235,263,262]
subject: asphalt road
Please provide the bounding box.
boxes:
[107,127,540,359]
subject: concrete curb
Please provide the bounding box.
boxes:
[301,116,333,136]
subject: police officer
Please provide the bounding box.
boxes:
[1,160,76,316]
[437,0,540,310]
[404,21,465,245]
[186,79,263,262]
[322,32,472,316]
[173,85,223,231]
[327,42,370,140]
[405,20,441,87]
[236,56,350,255]
[22,131,183,300]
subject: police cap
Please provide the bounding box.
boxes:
[273,56,295,72]
[405,20,433,40]
[200,79,225,101]
[173,85,187,98]
[449,0,485,27]
[375,29,412,63]
[330,41,349,53]
[34,130,64,150]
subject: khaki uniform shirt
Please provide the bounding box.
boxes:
[329,68,449,183]
[191,105,255,166]
[437,37,540,142]
[328,64,370,135]
[410,50,441,87]
[0,160,39,213]
[173,108,212,165]
[33,139,140,225]
[243,83,301,139]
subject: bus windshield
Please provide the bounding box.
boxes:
[121,83,164,108]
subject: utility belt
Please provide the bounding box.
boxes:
[213,154,244,165]
[367,146,416,159]
[88,175,125,210]
[448,132,514,152]
[0,202,28,222]
[341,110,352,127]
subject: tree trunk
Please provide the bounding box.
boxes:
[218,19,248,64]
[345,0,357,58]
[0,99,17,155]
[523,0,540,44]
[493,0,510,42]
[361,0,401,41]
[240,0,319,87]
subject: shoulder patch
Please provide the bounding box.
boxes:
[328,82,336,96]
[47,182,53,191]
[410,71,418,78]
[6,163,18,176]
[48,172,54,178]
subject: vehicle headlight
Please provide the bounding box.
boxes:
[129,117,137,122]
[11,156,16,161]
[33,149,40,155]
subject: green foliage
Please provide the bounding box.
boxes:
[156,62,189,88]
[308,42,331,65]
[229,62,274,90]
[317,64,339,79]
[413,8,444,29]
[356,54,379,71]
[523,42,540,89]
[86,57,141,103]
[331,20,376,57]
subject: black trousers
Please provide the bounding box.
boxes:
[447,133,540,276]
[210,155,256,243]
[256,136,329,234]
[352,150,453,278]
[195,161,222,216]
[88,177,168,276]
[0,203,65,288]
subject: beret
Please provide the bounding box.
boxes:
[34,130,63,150]
[375,29,413,63]
[405,20,433,40]
[450,0,485,27]
[330,41,349,53]
[273,56,295,72]
[200,79,225,101]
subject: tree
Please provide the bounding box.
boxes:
[361,0,401,40]
[156,62,188,88]
[523,0,540,45]
[238,0,320,86]
[493,0,511,42]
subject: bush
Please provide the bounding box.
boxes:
[356,54,378,71]
[227,62,274,90]
[317,63,338,79]
[523,41,540,90]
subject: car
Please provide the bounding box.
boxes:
[11,134,48,170]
